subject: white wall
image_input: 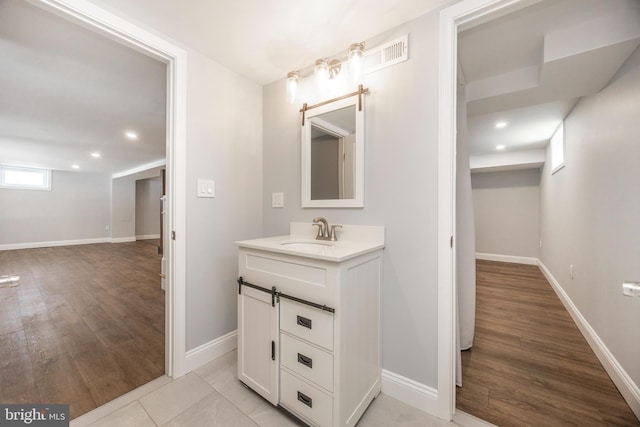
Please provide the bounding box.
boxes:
[456,83,476,352]
[471,169,540,258]
[0,170,110,246]
[135,176,161,238]
[263,12,441,387]
[539,46,640,388]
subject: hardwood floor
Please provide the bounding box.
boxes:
[0,242,164,419]
[457,260,639,426]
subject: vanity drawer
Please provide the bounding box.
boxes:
[280,299,333,351]
[239,250,335,306]
[280,369,333,427]
[281,333,334,392]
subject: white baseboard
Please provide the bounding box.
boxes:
[538,261,640,419]
[110,237,137,243]
[454,410,497,427]
[136,234,161,240]
[184,330,237,373]
[0,237,110,251]
[381,369,439,417]
[475,252,538,265]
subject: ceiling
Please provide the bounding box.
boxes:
[2,0,639,175]
[0,0,451,175]
[459,0,640,162]
[0,0,167,175]
[90,0,454,86]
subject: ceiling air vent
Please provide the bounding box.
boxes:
[364,34,409,74]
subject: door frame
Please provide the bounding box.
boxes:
[437,0,537,420]
[33,0,188,378]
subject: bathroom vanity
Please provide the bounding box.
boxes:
[236,222,384,427]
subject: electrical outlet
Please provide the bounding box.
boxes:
[272,192,284,208]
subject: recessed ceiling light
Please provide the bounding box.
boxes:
[496,145,506,150]
[124,131,138,140]
[495,121,507,129]
[91,152,101,158]
[71,164,80,169]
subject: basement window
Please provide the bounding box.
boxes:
[0,165,51,190]
[550,122,565,174]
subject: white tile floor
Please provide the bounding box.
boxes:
[71,349,462,427]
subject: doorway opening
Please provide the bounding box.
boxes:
[0,0,187,418]
[441,0,640,424]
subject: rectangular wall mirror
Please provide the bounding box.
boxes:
[301,95,364,208]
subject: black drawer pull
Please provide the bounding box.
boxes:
[296,315,312,329]
[297,391,312,408]
[297,353,313,368]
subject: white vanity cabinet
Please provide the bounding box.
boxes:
[237,224,384,427]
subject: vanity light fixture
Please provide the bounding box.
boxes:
[288,42,366,100]
[495,121,507,129]
[496,145,506,150]
[286,71,299,104]
[348,42,365,83]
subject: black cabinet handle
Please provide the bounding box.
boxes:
[271,340,275,361]
[297,391,312,408]
[296,315,312,329]
[297,353,313,369]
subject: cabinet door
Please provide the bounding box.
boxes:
[238,286,279,405]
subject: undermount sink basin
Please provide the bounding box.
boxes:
[280,241,334,253]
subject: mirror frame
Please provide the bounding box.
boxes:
[301,95,364,208]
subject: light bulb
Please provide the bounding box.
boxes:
[314,59,329,92]
[286,71,299,104]
[348,43,365,83]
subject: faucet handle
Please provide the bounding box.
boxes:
[330,225,342,241]
[312,223,323,239]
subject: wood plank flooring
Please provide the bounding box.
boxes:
[457,260,639,426]
[0,241,164,419]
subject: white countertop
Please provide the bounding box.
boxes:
[236,222,385,262]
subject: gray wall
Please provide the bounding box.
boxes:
[135,176,161,238]
[0,170,110,245]
[184,49,263,350]
[111,166,164,240]
[263,11,440,387]
[111,175,136,239]
[539,47,640,386]
[471,169,540,258]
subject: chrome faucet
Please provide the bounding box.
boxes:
[312,217,342,241]
[312,217,329,239]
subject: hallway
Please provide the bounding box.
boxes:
[456,260,639,426]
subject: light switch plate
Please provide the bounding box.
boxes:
[272,192,284,208]
[197,179,215,198]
